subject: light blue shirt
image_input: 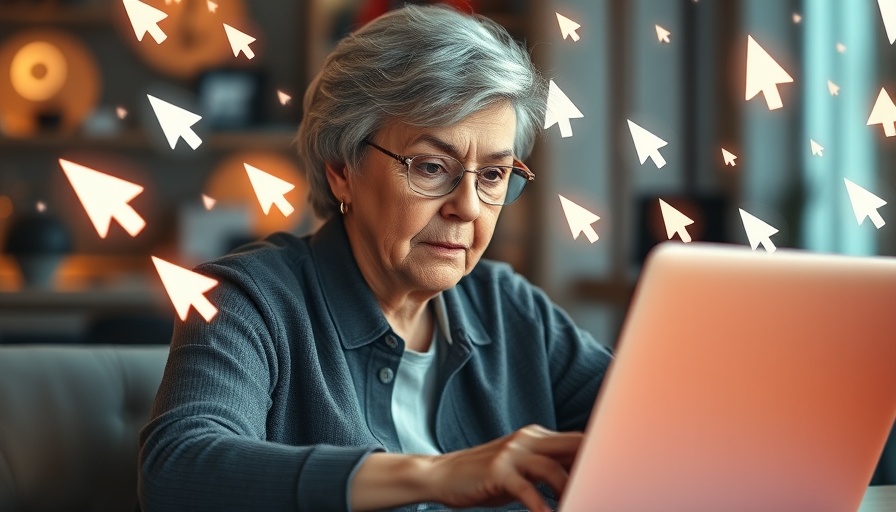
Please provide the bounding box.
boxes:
[392,325,441,455]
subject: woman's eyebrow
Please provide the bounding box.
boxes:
[409,134,514,161]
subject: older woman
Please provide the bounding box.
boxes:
[139,4,612,512]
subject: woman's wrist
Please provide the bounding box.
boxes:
[349,452,437,511]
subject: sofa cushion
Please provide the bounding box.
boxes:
[0,345,168,512]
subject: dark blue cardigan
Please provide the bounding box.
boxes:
[138,217,612,511]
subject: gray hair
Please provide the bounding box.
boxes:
[295,4,548,220]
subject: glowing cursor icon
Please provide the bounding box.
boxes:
[558,195,599,243]
[844,178,887,229]
[201,194,216,210]
[658,199,694,243]
[655,25,671,43]
[59,159,145,238]
[745,35,793,110]
[544,80,583,138]
[223,23,256,59]
[151,256,219,322]
[867,88,896,137]
[207,0,217,13]
[827,80,840,96]
[277,90,292,105]
[739,208,778,253]
[627,119,667,168]
[879,0,896,43]
[721,148,737,166]
[122,0,168,44]
[556,13,580,42]
[810,139,824,156]
[245,163,295,216]
[147,94,202,149]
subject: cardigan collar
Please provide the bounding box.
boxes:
[309,217,491,350]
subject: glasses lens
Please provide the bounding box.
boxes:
[408,156,462,196]
[497,169,529,205]
[407,156,530,206]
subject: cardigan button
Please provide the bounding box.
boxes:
[378,367,394,384]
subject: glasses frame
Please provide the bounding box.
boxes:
[362,139,535,206]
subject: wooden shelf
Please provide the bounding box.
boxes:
[0,4,111,26]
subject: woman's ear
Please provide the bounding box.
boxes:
[325,162,351,204]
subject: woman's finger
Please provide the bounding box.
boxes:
[503,471,553,512]
[521,453,570,501]
[521,430,584,458]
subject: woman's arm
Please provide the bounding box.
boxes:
[350,425,581,512]
[139,260,379,512]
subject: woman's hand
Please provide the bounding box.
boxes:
[424,424,582,512]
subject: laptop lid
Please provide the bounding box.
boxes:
[561,242,896,512]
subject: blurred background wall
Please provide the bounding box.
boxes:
[0,0,893,347]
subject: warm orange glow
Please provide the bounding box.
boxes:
[10,41,68,101]
[0,29,101,137]
[205,151,308,237]
[112,0,258,79]
[0,196,13,220]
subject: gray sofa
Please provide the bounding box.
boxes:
[0,345,169,512]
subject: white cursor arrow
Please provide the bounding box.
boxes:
[544,80,583,138]
[721,148,737,166]
[207,0,217,13]
[879,0,896,43]
[827,80,840,96]
[658,199,694,242]
[745,35,793,110]
[739,208,778,253]
[810,139,823,156]
[223,23,256,59]
[151,256,219,322]
[627,119,667,168]
[556,13,580,42]
[277,90,291,105]
[867,88,896,137]
[147,94,202,149]
[201,194,216,210]
[245,163,295,216]
[122,0,168,44]
[558,195,600,243]
[655,25,671,43]
[59,159,146,238]
[844,178,887,229]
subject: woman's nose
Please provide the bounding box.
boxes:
[441,171,481,220]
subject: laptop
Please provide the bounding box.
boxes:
[560,242,896,512]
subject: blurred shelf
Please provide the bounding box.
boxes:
[0,129,297,151]
[569,278,636,308]
[0,4,111,26]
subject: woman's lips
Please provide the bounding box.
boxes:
[422,241,467,254]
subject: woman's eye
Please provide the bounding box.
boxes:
[480,168,505,182]
[420,163,444,174]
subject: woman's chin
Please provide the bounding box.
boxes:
[413,263,466,292]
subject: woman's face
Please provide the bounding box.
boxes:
[335,100,518,297]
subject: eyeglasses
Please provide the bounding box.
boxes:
[363,140,535,206]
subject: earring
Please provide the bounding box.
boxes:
[339,201,347,215]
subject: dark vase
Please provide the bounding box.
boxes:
[4,214,73,289]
